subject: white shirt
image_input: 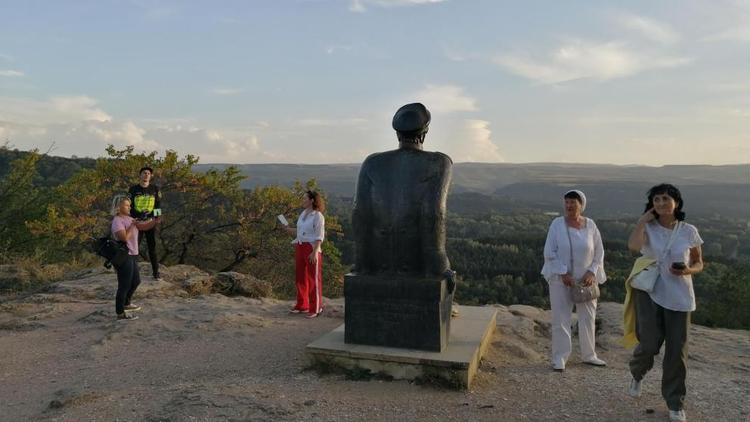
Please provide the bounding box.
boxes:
[641,221,703,312]
[541,216,607,285]
[293,209,325,244]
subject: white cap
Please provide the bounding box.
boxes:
[564,189,587,212]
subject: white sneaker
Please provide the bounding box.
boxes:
[583,357,607,367]
[669,409,686,421]
[552,362,565,372]
[628,377,642,397]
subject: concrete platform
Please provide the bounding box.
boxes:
[306,305,497,389]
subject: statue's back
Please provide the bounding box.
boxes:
[353,148,452,276]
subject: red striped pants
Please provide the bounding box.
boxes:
[294,242,323,315]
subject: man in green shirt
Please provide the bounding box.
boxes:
[128,166,162,280]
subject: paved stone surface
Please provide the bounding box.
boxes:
[307,305,497,388]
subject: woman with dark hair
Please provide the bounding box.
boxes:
[284,190,326,318]
[542,189,607,371]
[627,183,703,422]
[110,195,157,321]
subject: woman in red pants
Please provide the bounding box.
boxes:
[284,190,326,318]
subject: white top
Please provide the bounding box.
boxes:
[641,221,703,312]
[541,216,607,285]
[293,209,325,245]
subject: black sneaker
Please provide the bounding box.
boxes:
[153,274,162,281]
[124,304,141,311]
[116,313,139,321]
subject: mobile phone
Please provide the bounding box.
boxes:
[651,210,659,218]
[671,262,686,270]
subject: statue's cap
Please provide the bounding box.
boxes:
[392,103,431,133]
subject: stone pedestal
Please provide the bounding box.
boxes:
[344,273,453,352]
[306,305,497,389]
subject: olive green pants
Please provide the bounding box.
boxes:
[629,289,689,411]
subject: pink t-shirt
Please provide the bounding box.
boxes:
[111,215,139,255]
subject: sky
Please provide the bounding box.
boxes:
[1,0,750,165]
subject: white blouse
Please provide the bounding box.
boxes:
[293,209,325,245]
[541,216,607,285]
[641,221,703,312]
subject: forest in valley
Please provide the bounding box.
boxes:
[2,145,750,330]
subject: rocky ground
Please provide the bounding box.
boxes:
[1,264,748,422]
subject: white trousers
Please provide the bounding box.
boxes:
[549,282,598,367]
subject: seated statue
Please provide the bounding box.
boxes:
[352,103,453,284]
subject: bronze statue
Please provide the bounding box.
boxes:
[345,103,456,351]
[352,103,453,281]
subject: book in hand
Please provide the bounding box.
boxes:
[277,214,289,226]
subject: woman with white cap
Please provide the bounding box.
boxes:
[541,189,607,371]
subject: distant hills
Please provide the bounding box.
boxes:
[195,162,750,218]
[2,147,748,219]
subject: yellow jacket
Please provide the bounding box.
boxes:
[622,257,657,348]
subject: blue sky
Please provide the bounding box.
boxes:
[1,0,749,165]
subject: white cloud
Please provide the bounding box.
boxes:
[209,87,244,96]
[84,120,160,150]
[0,96,111,126]
[325,45,353,55]
[296,117,368,127]
[704,24,750,42]
[699,0,750,42]
[411,84,478,113]
[0,95,277,162]
[450,119,503,162]
[617,13,680,44]
[134,1,177,20]
[142,125,270,163]
[424,118,504,163]
[495,40,691,84]
[0,53,13,62]
[0,70,24,77]
[349,0,447,13]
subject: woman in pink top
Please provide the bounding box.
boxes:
[283,190,326,318]
[110,195,157,321]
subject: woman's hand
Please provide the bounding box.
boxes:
[580,271,596,286]
[308,250,319,265]
[637,208,656,225]
[628,208,655,251]
[669,266,688,276]
[279,223,295,235]
[561,273,575,287]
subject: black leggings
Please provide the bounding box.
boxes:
[115,255,141,314]
[138,228,159,277]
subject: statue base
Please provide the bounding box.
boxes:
[306,305,497,389]
[344,273,453,352]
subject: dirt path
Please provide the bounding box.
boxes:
[1,268,748,421]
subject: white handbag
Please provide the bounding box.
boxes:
[630,222,682,292]
[630,263,659,292]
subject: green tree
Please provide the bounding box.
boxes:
[0,148,48,259]
[27,145,347,298]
